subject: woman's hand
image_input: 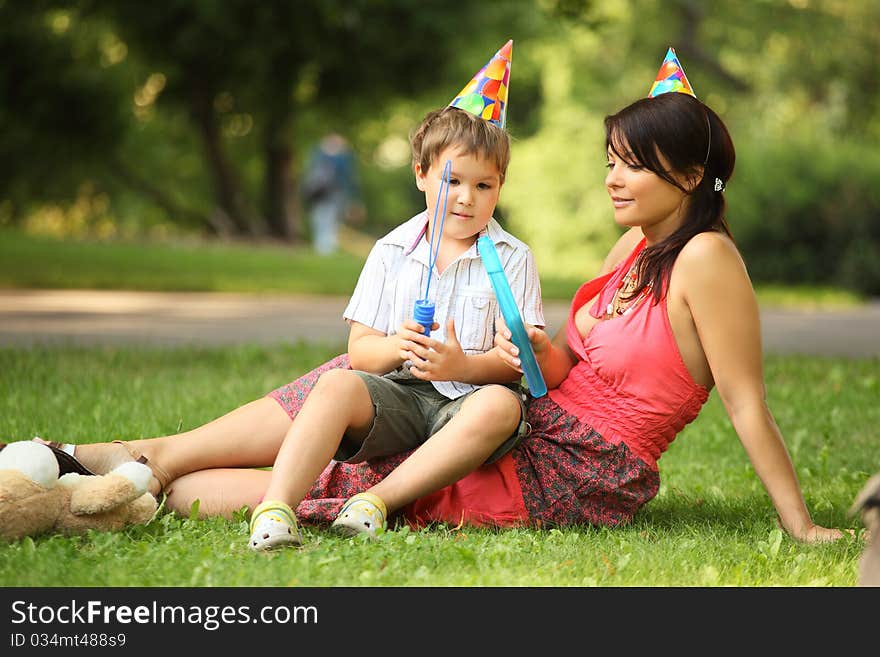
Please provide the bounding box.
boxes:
[779,517,856,544]
[493,316,550,373]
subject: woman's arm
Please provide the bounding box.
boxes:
[496,228,647,388]
[493,298,576,388]
[678,233,845,543]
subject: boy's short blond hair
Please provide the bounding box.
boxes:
[411,107,511,180]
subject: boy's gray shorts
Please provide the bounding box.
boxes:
[335,372,530,465]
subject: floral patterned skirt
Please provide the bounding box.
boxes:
[268,355,658,528]
[513,395,659,528]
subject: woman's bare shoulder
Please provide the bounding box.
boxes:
[674,231,753,303]
[678,231,745,272]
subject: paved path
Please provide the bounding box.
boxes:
[0,289,877,357]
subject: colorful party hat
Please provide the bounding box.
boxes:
[448,40,512,129]
[648,47,696,98]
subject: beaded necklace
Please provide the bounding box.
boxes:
[604,259,649,319]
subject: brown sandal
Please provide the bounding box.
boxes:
[111,441,172,495]
[29,438,96,476]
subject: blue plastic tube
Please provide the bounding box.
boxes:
[477,235,547,398]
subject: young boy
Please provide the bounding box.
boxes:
[249,41,544,550]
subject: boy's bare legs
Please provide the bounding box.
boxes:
[261,369,375,508]
[247,369,375,549]
[367,385,521,513]
[166,385,520,526]
[329,385,521,538]
[154,369,374,519]
[72,398,294,489]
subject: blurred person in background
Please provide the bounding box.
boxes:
[302,133,365,255]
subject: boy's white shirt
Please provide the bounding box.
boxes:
[344,211,545,399]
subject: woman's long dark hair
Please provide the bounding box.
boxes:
[604,92,736,303]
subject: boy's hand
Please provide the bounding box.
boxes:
[407,318,469,382]
[493,316,550,373]
[394,318,439,363]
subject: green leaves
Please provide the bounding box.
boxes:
[757,528,784,560]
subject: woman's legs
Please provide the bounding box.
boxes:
[73,397,293,490]
[166,468,272,518]
[67,354,352,494]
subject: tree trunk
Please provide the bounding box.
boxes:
[188,81,265,236]
[264,126,297,241]
[263,108,302,242]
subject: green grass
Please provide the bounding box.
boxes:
[0,230,867,306]
[1,344,875,586]
[0,230,364,296]
[752,284,865,309]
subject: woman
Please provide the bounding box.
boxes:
[490,88,843,541]
[38,53,845,543]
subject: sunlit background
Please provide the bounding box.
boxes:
[2,0,878,294]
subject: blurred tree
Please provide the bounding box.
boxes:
[0,0,533,240]
[0,3,127,225]
[501,0,880,289]
[81,0,514,241]
[3,0,877,292]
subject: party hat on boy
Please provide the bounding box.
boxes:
[448,40,512,129]
[648,47,696,98]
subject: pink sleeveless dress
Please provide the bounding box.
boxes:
[268,238,709,528]
[551,237,709,469]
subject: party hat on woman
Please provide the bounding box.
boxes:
[648,47,696,98]
[448,40,512,129]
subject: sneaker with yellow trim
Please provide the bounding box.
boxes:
[248,500,303,551]
[331,492,387,539]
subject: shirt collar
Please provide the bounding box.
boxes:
[397,211,510,257]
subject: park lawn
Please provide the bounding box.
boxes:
[0,229,866,306]
[0,230,365,296]
[0,343,874,587]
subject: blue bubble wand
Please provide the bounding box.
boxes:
[412,159,452,337]
[477,235,547,397]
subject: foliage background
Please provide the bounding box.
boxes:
[1,0,878,293]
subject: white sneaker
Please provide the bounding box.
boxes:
[248,501,303,551]
[331,492,387,539]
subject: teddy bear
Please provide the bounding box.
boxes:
[0,440,158,541]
